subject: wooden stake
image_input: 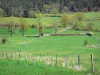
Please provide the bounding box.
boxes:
[11,53,13,59]
[6,52,8,59]
[55,55,58,66]
[78,55,80,70]
[91,54,94,72]
[30,54,32,61]
[72,55,74,69]
[19,53,20,60]
[2,52,4,58]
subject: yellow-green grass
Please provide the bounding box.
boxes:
[0,12,100,26]
[0,12,100,75]
[0,36,99,53]
[0,28,54,36]
[0,33,100,73]
[0,12,100,36]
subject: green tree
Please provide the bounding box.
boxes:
[36,11,44,36]
[0,8,5,17]
[28,10,37,18]
[72,12,84,30]
[44,4,49,13]
[61,13,70,28]
[19,18,28,36]
[0,0,99,16]
[75,12,84,21]
[3,17,20,36]
[63,6,68,12]
[52,21,59,34]
[86,22,94,31]
[51,8,58,16]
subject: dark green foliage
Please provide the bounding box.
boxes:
[86,22,94,31]
[84,40,88,45]
[1,37,7,44]
[23,10,28,18]
[0,0,100,17]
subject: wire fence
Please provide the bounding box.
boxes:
[0,52,97,73]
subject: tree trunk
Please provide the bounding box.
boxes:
[10,26,13,36]
[22,28,24,36]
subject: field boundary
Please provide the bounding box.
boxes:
[50,34,86,36]
[0,52,95,72]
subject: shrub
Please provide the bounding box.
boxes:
[0,8,5,17]
[75,12,84,21]
[51,8,58,16]
[84,40,88,45]
[28,10,37,18]
[30,24,37,28]
[61,13,70,28]
[94,29,100,32]
[86,22,94,31]
[1,38,7,44]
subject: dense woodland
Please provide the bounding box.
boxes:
[0,0,100,17]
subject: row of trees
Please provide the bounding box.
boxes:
[0,17,27,36]
[0,11,44,36]
[58,12,94,33]
[0,12,95,36]
[0,0,100,17]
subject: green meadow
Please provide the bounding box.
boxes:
[1,59,97,75]
[0,12,100,75]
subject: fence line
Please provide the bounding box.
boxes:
[0,52,95,72]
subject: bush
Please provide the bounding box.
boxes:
[94,29,100,32]
[86,22,94,31]
[84,40,88,45]
[28,10,37,18]
[0,8,5,17]
[75,12,84,21]
[30,24,37,28]
[61,13,70,27]
[1,38,7,44]
[51,8,58,16]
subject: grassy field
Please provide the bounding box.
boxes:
[1,59,98,75]
[0,12,100,75]
[0,36,99,53]
[0,12,100,37]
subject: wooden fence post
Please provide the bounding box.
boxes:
[91,54,94,72]
[33,55,35,62]
[50,56,52,65]
[2,52,4,58]
[38,55,41,62]
[30,54,32,61]
[11,53,13,59]
[19,53,20,60]
[55,55,58,66]
[25,56,27,60]
[6,52,8,59]
[78,55,80,70]
[72,55,74,69]
[62,56,67,67]
[65,56,67,67]
[44,55,47,64]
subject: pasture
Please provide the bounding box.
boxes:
[0,59,93,75]
[0,12,100,75]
